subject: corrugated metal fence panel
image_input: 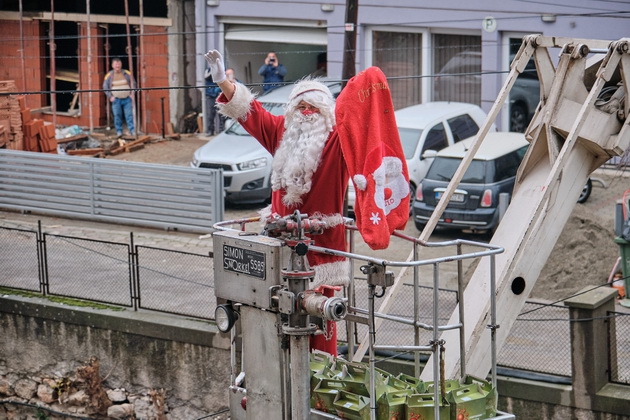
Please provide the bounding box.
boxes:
[0,150,223,233]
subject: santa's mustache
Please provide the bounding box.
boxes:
[290,109,322,125]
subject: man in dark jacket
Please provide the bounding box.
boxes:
[258,51,287,93]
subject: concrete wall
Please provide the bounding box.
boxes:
[0,295,231,417]
[2,288,630,419]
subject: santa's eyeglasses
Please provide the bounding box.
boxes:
[296,102,320,113]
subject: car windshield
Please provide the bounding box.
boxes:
[426,157,489,183]
[225,102,286,136]
[398,127,423,159]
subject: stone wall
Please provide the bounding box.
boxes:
[0,295,231,419]
[2,290,630,419]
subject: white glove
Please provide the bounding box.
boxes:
[204,50,226,83]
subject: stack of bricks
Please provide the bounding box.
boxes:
[0,80,58,154]
[22,109,57,154]
[0,80,24,150]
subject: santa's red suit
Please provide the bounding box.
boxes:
[217,80,350,287]
[217,79,349,356]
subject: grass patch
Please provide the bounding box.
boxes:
[0,287,125,311]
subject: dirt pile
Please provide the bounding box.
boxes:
[533,173,628,301]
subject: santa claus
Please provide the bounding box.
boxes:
[205,50,350,287]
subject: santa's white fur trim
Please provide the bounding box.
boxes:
[258,204,272,221]
[314,259,350,286]
[216,82,256,121]
[353,174,367,191]
[289,78,333,102]
[302,212,344,230]
[258,204,271,227]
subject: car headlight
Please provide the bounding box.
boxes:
[191,157,199,167]
[237,157,267,171]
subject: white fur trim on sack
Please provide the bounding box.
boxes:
[216,82,256,122]
[353,174,367,191]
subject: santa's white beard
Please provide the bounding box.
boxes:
[271,111,332,207]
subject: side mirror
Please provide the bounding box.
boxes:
[421,150,438,160]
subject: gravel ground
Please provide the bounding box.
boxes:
[103,134,630,303]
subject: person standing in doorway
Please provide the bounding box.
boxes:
[103,58,136,138]
[204,65,223,135]
[258,51,287,93]
[205,67,239,135]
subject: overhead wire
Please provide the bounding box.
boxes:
[3,7,629,46]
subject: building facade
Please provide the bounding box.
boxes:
[1,1,626,135]
[196,0,628,131]
[0,1,193,135]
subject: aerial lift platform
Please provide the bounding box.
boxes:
[417,35,630,381]
[210,35,629,419]
[212,211,513,419]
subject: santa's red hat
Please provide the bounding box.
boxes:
[336,67,410,249]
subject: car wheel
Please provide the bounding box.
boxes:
[414,220,425,232]
[510,103,528,133]
[577,178,592,204]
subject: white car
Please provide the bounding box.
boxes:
[191,79,342,204]
[347,101,495,214]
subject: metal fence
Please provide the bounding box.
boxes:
[610,310,630,385]
[0,224,215,320]
[497,302,571,378]
[0,149,223,233]
[2,222,629,385]
[338,281,458,351]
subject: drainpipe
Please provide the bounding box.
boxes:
[50,0,57,127]
[124,0,137,138]
[139,0,146,134]
[86,0,93,133]
[19,0,26,101]
[201,0,208,135]
[341,0,358,88]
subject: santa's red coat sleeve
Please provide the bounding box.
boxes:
[336,67,410,250]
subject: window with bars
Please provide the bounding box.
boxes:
[372,31,422,110]
[371,31,482,108]
[432,34,482,105]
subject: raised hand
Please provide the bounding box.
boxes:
[204,50,226,83]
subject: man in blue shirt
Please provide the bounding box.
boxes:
[258,51,287,93]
